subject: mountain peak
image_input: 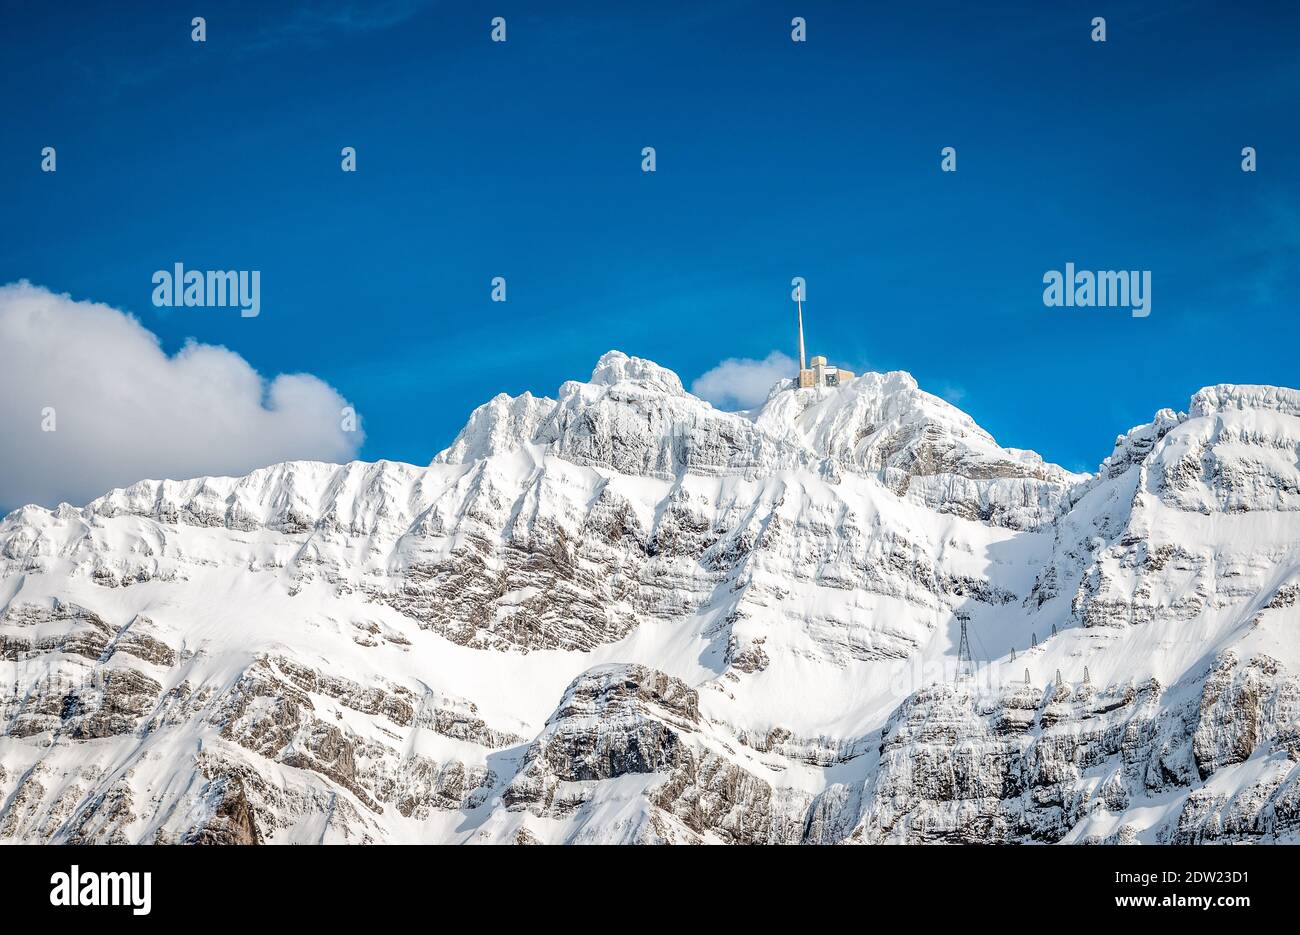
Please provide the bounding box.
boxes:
[425,350,1079,529]
[589,350,686,396]
[1189,383,1300,419]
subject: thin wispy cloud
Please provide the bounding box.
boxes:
[246,0,436,51]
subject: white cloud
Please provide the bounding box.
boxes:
[691,351,797,410]
[0,282,363,510]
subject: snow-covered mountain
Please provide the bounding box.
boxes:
[1,351,1298,844]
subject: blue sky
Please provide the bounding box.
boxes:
[3,0,1298,488]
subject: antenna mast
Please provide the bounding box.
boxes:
[797,297,806,372]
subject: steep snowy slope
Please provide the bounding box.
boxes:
[0,353,1296,844]
[858,383,1300,843]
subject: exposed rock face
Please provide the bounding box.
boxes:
[857,650,1300,845]
[182,776,260,845]
[0,357,1297,844]
[861,677,1170,843]
[504,665,698,814]
[500,664,831,844]
[1193,654,1300,779]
